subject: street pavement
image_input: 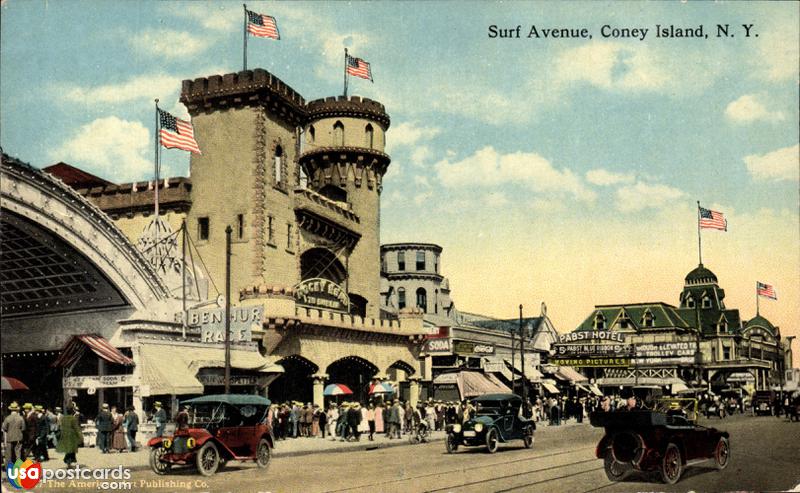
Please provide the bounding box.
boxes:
[19,415,800,493]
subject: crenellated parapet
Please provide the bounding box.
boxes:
[306,96,390,128]
[299,147,391,192]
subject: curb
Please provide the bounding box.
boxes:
[274,434,446,459]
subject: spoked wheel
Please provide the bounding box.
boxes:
[445,433,458,454]
[603,452,631,482]
[714,437,729,470]
[660,443,683,484]
[256,438,271,469]
[523,428,534,449]
[485,428,499,454]
[149,447,171,475]
[196,441,220,476]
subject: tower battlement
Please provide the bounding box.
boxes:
[306,96,390,128]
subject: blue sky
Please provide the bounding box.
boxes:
[2,1,798,342]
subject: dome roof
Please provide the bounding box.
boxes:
[744,314,776,332]
[685,264,718,285]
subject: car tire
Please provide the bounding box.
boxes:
[256,438,271,469]
[714,437,730,470]
[523,428,534,449]
[149,447,171,475]
[485,428,499,454]
[196,441,220,477]
[445,433,458,454]
[660,443,683,484]
[603,451,631,482]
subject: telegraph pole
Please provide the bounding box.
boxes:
[224,226,232,394]
[519,304,527,404]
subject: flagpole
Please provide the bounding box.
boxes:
[154,99,161,252]
[756,282,760,316]
[243,4,248,71]
[696,201,702,265]
[343,48,349,97]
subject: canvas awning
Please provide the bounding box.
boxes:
[434,370,510,398]
[52,334,134,368]
[504,358,543,382]
[552,366,588,383]
[670,381,690,394]
[589,384,603,396]
[542,382,560,394]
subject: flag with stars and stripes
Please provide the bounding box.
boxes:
[757,282,777,300]
[246,9,280,39]
[699,206,727,231]
[159,109,201,154]
[346,54,373,81]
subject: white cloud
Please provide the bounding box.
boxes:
[413,175,430,188]
[744,144,800,182]
[435,146,595,202]
[586,168,636,186]
[130,30,211,60]
[725,94,785,123]
[387,122,441,149]
[411,146,433,165]
[59,74,181,106]
[51,117,151,183]
[614,181,685,212]
[162,3,239,31]
[554,42,670,92]
[754,21,800,82]
[484,192,509,208]
[413,191,433,205]
[529,198,566,213]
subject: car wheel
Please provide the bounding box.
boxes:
[485,428,499,454]
[445,433,458,454]
[523,428,534,449]
[660,443,683,484]
[149,447,171,475]
[603,451,631,482]
[714,437,730,470]
[256,438,271,469]
[196,441,220,476]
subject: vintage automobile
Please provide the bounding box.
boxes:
[590,408,730,484]
[753,390,774,416]
[445,393,535,454]
[147,394,274,476]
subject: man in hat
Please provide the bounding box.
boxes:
[22,403,37,459]
[35,405,50,461]
[153,402,167,438]
[47,406,61,449]
[175,405,190,430]
[95,403,113,453]
[2,402,26,463]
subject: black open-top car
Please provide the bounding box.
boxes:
[445,393,535,454]
[591,408,729,484]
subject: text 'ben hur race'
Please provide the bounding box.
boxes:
[488,24,757,41]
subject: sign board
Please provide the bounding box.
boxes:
[483,360,506,373]
[633,342,695,365]
[554,357,631,367]
[197,374,263,387]
[425,338,452,354]
[453,341,495,355]
[64,374,135,389]
[294,278,349,311]
[178,305,263,343]
[558,331,626,344]
[553,343,633,356]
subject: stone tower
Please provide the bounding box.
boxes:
[299,96,391,318]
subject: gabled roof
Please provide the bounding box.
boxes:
[575,303,691,332]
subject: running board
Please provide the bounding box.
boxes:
[685,457,714,467]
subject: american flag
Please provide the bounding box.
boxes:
[159,109,201,154]
[247,10,280,39]
[757,281,777,300]
[699,206,727,231]
[346,54,373,81]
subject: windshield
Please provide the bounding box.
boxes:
[474,400,518,416]
[188,403,225,427]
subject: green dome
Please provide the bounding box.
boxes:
[744,314,776,332]
[685,264,718,285]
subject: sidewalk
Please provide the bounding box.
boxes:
[32,419,589,474]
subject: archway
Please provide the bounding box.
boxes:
[326,356,378,404]
[269,355,319,404]
[300,248,347,285]
[387,360,416,404]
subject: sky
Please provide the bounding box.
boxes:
[1,1,798,352]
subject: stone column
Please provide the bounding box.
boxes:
[130,344,145,423]
[408,377,422,408]
[312,374,328,409]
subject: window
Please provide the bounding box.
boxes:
[267,215,275,245]
[286,223,293,251]
[197,217,209,241]
[333,121,344,146]
[723,346,731,360]
[398,251,405,271]
[617,311,631,329]
[702,296,712,309]
[236,214,245,240]
[299,167,308,189]
[308,125,315,143]
[593,313,606,330]
[398,288,406,310]
[416,251,426,271]
[416,288,427,312]
[434,289,439,314]
[381,255,387,273]
[274,146,283,184]
[686,295,695,309]
[434,254,439,273]
[365,124,374,149]
[642,310,654,328]
[718,320,728,332]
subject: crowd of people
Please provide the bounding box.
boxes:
[1,401,82,467]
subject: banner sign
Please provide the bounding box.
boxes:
[64,374,135,389]
[181,305,262,343]
[633,342,695,365]
[483,361,506,373]
[294,278,349,311]
[425,338,452,354]
[554,357,631,367]
[453,341,495,355]
[558,331,626,344]
[197,374,264,386]
[553,343,633,356]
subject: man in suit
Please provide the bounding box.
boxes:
[95,403,113,453]
[153,402,167,437]
[2,402,26,463]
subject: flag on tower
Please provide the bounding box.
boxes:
[158,109,201,154]
[246,9,280,39]
[346,54,373,81]
[757,282,777,300]
[699,206,727,231]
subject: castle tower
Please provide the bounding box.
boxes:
[299,96,391,318]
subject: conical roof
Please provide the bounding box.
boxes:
[685,264,718,285]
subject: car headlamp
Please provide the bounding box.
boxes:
[163,438,172,449]
[186,437,196,449]
[474,423,484,432]
[452,424,461,433]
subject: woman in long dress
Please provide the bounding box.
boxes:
[374,402,384,434]
[110,407,127,452]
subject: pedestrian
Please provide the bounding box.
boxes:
[35,405,50,461]
[95,403,112,453]
[576,398,584,423]
[22,402,37,459]
[318,405,327,438]
[175,405,190,430]
[366,402,376,441]
[122,406,139,452]
[302,403,314,437]
[326,404,338,440]
[2,402,25,464]
[337,403,349,441]
[382,402,390,437]
[388,400,400,439]
[289,403,300,438]
[152,402,167,438]
[374,401,385,435]
[47,407,61,449]
[57,406,82,468]
[111,406,127,452]
[347,403,362,441]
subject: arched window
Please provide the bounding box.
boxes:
[365,124,374,149]
[333,121,344,146]
[702,296,712,309]
[308,125,315,143]
[434,289,439,314]
[319,184,347,202]
[397,251,405,271]
[416,288,427,312]
[686,295,695,309]
[398,288,406,310]
[593,313,606,330]
[274,145,283,184]
[617,310,631,329]
[641,310,655,328]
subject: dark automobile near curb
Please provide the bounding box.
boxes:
[147,394,274,476]
[590,409,730,484]
[445,393,535,454]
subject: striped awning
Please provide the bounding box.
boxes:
[51,334,134,368]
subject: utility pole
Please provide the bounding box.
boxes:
[510,324,516,395]
[519,304,527,404]
[224,225,232,395]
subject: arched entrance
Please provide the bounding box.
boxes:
[300,248,347,284]
[269,355,318,404]
[387,360,416,404]
[326,356,378,404]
